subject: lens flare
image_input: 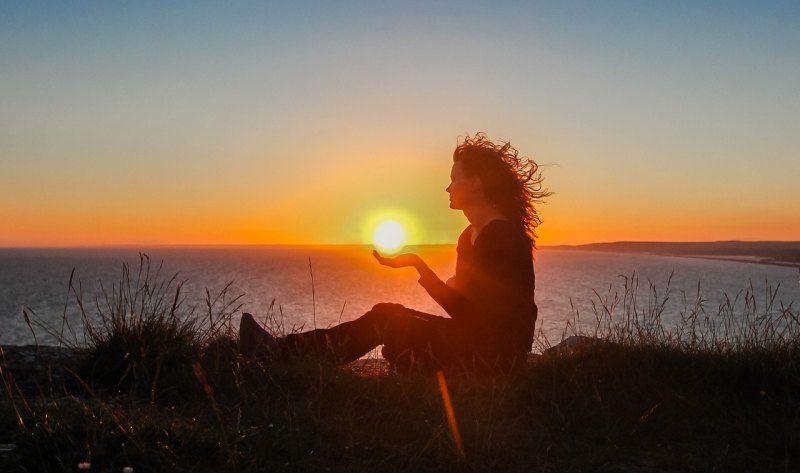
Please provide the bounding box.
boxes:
[373,220,406,254]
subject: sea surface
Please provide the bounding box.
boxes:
[2,246,799,351]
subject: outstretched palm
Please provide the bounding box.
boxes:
[372,250,423,270]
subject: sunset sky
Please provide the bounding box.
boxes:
[2,1,798,247]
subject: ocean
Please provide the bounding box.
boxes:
[2,246,799,350]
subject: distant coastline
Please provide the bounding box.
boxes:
[542,241,800,268]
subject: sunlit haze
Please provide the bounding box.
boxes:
[373,220,407,254]
[2,2,798,247]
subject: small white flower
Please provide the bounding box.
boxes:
[123,467,134,473]
[78,462,91,470]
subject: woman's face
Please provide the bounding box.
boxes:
[446,161,479,210]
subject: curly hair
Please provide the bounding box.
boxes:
[453,133,551,247]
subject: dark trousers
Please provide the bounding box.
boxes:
[269,303,524,374]
[277,303,466,371]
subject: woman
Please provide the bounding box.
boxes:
[240,133,550,373]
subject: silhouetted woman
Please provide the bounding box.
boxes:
[240,133,550,373]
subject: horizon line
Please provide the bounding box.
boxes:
[2,239,800,250]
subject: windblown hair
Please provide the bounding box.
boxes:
[453,133,551,247]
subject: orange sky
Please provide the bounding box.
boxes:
[3,137,798,247]
[2,3,799,247]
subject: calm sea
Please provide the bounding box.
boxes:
[2,246,799,350]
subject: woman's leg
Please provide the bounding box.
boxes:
[378,308,458,372]
[239,303,456,366]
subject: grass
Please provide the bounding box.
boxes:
[1,257,799,472]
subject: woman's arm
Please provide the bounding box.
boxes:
[372,250,477,321]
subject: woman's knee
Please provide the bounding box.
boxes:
[363,302,406,323]
[370,302,406,313]
[358,303,414,339]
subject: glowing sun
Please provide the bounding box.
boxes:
[372,220,407,254]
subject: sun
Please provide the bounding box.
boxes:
[362,208,421,251]
[373,220,407,254]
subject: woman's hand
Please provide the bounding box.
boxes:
[372,250,423,270]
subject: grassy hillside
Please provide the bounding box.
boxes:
[2,255,798,472]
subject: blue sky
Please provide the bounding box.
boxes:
[2,1,798,245]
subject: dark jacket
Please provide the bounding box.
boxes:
[417,219,537,358]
